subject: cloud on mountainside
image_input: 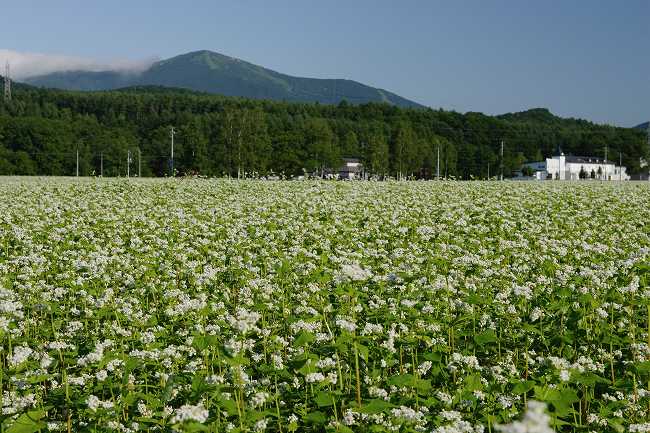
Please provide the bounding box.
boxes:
[0,49,157,79]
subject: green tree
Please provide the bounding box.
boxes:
[303,118,339,177]
[366,131,389,177]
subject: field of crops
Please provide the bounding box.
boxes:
[1,178,650,433]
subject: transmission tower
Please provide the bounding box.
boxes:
[4,62,11,102]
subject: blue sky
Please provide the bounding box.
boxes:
[2,0,648,126]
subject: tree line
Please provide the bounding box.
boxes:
[0,84,646,178]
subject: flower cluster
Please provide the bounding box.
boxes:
[0,178,649,431]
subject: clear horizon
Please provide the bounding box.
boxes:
[2,0,648,127]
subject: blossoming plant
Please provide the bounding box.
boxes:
[0,177,649,432]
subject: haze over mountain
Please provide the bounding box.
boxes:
[23,50,423,108]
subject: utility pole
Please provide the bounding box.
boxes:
[619,151,622,182]
[436,144,440,180]
[127,150,131,178]
[170,127,176,177]
[604,144,608,181]
[100,152,103,177]
[500,140,504,181]
[76,148,79,177]
[487,161,490,180]
[4,62,11,102]
[138,148,141,178]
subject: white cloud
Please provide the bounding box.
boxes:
[0,49,157,79]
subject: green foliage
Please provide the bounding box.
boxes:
[1,179,650,431]
[0,82,646,178]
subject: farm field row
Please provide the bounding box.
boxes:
[1,178,650,432]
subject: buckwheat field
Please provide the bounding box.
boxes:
[2,178,650,433]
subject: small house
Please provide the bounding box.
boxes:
[339,158,364,180]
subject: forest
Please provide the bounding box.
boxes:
[0,83,646,178]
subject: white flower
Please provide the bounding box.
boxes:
[342,409,357,426]
[170,403,209,424]
[630,423,650,433]
[360,322,383,335]
[336,318,357,333]
[305,372,326,383]
[369,386,389,400]
[253,419,268,432]
[391,406,424,422]
[417,361,432,376]
[530,307,544,322]
[271,353,284,370]
[559,370,570,382]
[496,400,553,433]
[137,401,153,418]
[316,357,337,369]
[9,345,33,367]
[337,263,373,282]
[87,395,114,412]
[250,392,270,408]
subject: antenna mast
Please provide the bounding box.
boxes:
[4,62,11,102]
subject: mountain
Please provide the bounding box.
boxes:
[497,108,560,123]
[635,122,649,131]
[23,50,423,108]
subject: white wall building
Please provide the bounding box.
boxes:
[523,154,629,181]
[339,158,364,180]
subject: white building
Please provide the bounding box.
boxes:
[523,154,630,181]
[339,158,364,180]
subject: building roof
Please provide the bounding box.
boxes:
[563,155,614,164]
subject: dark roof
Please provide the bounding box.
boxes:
[564,155,614,164]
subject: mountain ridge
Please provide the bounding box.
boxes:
[23,50,424,108]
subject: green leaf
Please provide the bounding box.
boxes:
[415,378,432,392]
[4,409,47,433]
[303,411,327,424]
[574,372,610,386]
[473,329,497,345]
[466,294,490,305]
[358,399,395,414]
[536,386,578,417]
[512,380,535,394]
[314,391,334,407]
[608,420,625,433]
[387,373,415,387]
[463,373,483,392]
[175,422,209,432]
[193,334,218,351]
[218,397,239,416]
[330,426,355,433]
[161,375,176,402]
[293,331,315,347]
[634,361,650,374]
[422,352,442,362]
[356,343,369,363]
